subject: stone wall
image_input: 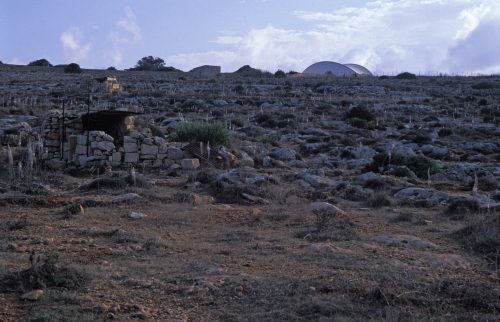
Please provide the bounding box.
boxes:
[70,131,117,167]
[42,110,189,169]
[122,130,184,167]
[43,109,83,161]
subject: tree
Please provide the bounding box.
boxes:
[274,70,286,78]
[28,58,52,67]
[64,63,81,73]
[132,56,165,71]
[396,72,417,79]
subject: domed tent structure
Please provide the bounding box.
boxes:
[344,64,373,76]
[303,61,373,77]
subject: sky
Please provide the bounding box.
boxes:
[1,0,499,75]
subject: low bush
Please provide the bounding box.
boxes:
[396,72,417,79]
[174,121,230,147]
[367,193,392,208]
[367,152,440,179]
[231,117,244,128]
[445,198,480,220]
[28,58,52,67]
[347,117,370,129]
[471,82,500,90]
[1,252,88,293]
[234,85,245,94]
[64,63,81,73]
[478,98,488,106]
[274,70,286,78]
[405,155,441,178]
[345,105,375,121]
[297,208,358,242]
[452,213,500,263]
[438,128,453,137]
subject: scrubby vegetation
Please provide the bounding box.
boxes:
[64,63,81,73]
[1,66,499,321]
[345,105,375,121]
[396,72,417,79]
[471,82,500,90]
[27,59,52,67]
[274,70,286,78]
[174,121,230,147]
[367,152,441,178]
[129,56,180,72]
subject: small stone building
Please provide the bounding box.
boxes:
[95,76,121,93]
[189,65,221,78]
[42,108,183,169]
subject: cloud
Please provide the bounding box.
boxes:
[102,6,142,67]
[448,19,500,74]
[116,6,142,42]
[214,36,244,45]
[9,57,25,65]
[168,0,500,74]
[169,51,239,72]
[60,27,91,62]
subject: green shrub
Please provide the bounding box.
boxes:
[174,121,230,147]
[64,63,81,73]
[405,155,440,178]
[396,72,417,79]
[28,58,52,67]
[274,69,286,78]
[234,84,245,94]
[478,98,488,106]
[345,105,375,121]
[347,117,369,128]
[231,117,244,128]
[367,193,392,208]
[438,128,453,137]
[367,152,440,179]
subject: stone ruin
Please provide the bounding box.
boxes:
[188,65,221,78]
[42,109,188,169]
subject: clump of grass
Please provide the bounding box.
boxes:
[452,213,500,263]
[438,128,453,137]
[231,117,244,128]
[347,117,374,129]
[366,152,441,179]
[444,198,480,220]
[174,121,230,147]
[0,252,89,293]
[367,193,393,208]
[297,207,358,242]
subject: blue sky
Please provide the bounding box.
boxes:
[1,0,500,74]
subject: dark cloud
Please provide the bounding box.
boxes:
[447,19,500,74]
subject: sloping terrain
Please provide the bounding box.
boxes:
[0,65,499,321]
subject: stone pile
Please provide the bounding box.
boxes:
[123,130,183,167]
[69,131,117,168]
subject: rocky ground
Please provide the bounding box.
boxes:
[0,65,499,321]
